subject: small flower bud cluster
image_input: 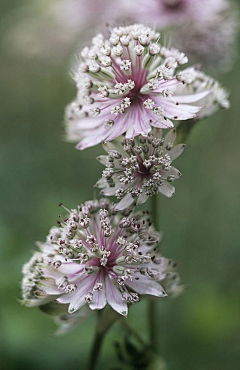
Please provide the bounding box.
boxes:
[96,128,185,210]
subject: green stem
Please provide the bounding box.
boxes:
[148,194,160,354]
[175,119,197,144]
[86,308,119,370]
[86,329,105,370]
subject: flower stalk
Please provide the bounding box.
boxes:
[87,308,119,370]
[149,194,161,353]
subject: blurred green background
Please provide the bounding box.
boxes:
[0,1,240,369]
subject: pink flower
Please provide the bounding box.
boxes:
[21,199,181,316]
[123,1,238,72]
[65,24,212,150]
[123,0,230,27]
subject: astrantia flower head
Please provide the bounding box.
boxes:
[64,24,222,150]
[21,199,181,316]
[96,129,185,210]
[123,0,230,27]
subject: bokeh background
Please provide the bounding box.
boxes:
[0,1,240,369]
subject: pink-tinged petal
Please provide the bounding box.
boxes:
[104,115,129,142]
[126,273,166,297]
[76,127,109,150]
[169,144,186,160]
[174,90,210,104]
[105,275,128,316]
[124,106,155,139]
[56,276,94,312]
[41,280,61,295]
[115,194,134,211]
[150,116,174,129]
[154,78,180,92]
[89,272,107,310]
[153,95,202,120]
[57,263,83,275]
[67,117,102,130]
[158,182,175,198]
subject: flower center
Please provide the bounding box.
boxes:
[163,0,184,9]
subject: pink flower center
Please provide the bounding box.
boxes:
[163,0,184,10]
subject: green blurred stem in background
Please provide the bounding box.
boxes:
[149,194,161,353]
[175,119,197,144]
[86,307,119,370]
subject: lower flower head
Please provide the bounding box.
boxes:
[21,199,181,316]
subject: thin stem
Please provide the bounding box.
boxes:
[86,308,119,370]
[175,119,197,144]
[86,329,105,370]
[148,194,160,353]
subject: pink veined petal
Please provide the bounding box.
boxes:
[140,99,174,128]
[57,262,84,275]
[125,273,166,297]
[115,193,134,211]
[67,116,102,130]
[104,120,129,142]
[150,115,174,128]
[89,271,107,310]
[158,182,175,198]
[57,275,95,313]
[174,90,210,104]
[154,78,180,92]
[105,275,128,316]
[76,126,109,150]
[161,101,202,120]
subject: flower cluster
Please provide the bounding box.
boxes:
[21,199,182,316]
[65,24,229,150]
[96,129,184,210]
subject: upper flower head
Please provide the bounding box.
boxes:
[96,129,185,210]
[21,199,181,316]
[65,24,224,150]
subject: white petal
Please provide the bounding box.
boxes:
[174,90,210,104]
[105,275,128,316]
[158,182,175,198]
[126,274,166,297]
[115,193,134,210]
[169,144,186,160]
[89,272,107,310]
